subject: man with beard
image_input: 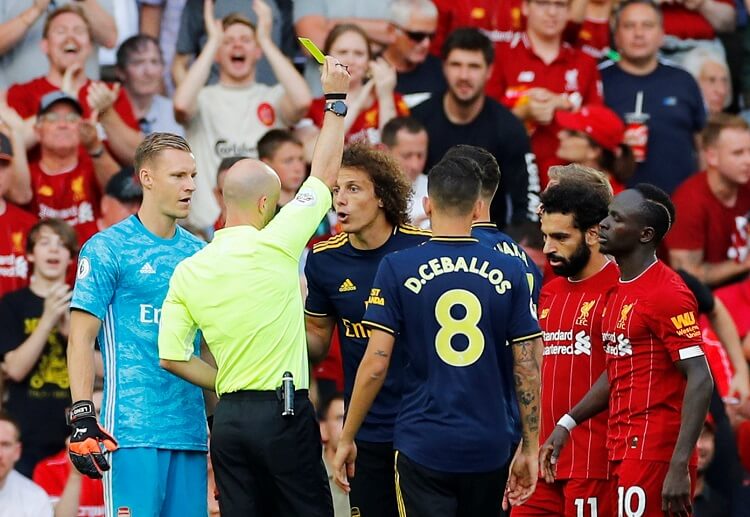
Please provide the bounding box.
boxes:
[516,166,617,517]
[411,28,539,232]
[543,184,714,516]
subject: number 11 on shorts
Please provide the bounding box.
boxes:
[574,497,598,517]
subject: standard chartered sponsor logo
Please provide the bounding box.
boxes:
[543,330,591,356]
[602,332,632,356]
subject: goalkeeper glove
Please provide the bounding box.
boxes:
[68,400,118,479]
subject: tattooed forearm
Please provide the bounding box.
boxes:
[373,350,389,358]
[513,337,542,451]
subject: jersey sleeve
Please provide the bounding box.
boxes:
[303,253,333,318]
[648,285,704,363]
[362,257,403,336]
[158,264,200,361]
[263,176,332,260]
[70,236,118,321]
[506,263,543,343]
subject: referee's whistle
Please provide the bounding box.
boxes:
[281,371,295,417]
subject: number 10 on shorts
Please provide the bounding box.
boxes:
[618,486,646,517]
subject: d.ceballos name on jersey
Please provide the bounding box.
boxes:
[543,330,592,356]
[404,256,512,295]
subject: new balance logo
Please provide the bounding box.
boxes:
[139,263,156,274]
[339,278,357,292]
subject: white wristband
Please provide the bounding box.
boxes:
[557,414,577,433]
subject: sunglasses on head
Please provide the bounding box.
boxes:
[398,26,435,43]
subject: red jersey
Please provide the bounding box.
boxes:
[431,0,524,55]
[570,18,611,60]
[7,76,139,130]
[33,449,104,517]
[539,260,619,479]
[602,261,703,464]
[488,34,603,186]
[29,159,101,246]
[0,202,37,298]
[308,93,409,145]
[666,171,750,264]
[661,1,734,41]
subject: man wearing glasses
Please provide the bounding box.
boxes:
[487,0,603,188]
[382,0,446,107]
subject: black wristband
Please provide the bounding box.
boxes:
[324,93,346,100]
[69,400,96,424]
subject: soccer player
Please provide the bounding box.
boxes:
[304,143,429,517]
[66,133,208,516]
[542,184,714,517]
[333,155,543,516]
[515,172,617,517]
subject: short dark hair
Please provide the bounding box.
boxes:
[105,166,142,205]
[540,181,610,231]
[441,28,494,65]
[613,0,663,30]
[427,156,482,215]
[0,411,21,442]
[257,129,303,161]
[318,392,345,421]
[217,156,245,176]
[381,117,427,148]
[116,34,162,70]
[341,143,412,227]
[443,145,499,199]
[633,183,675,244]
[26,218,79,257]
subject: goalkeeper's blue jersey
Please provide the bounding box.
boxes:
[71,216,207,450]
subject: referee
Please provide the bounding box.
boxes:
[157,57,349,517]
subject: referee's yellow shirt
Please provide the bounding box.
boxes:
[158,176,332,395]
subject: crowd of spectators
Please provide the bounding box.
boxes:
[1,0,750,515]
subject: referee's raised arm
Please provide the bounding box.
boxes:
[310,56,351,189]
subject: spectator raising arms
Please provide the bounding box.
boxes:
[173,0,311,231]
[299,23,409,149]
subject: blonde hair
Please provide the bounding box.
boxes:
[134,132,192,172]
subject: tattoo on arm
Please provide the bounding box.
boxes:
[373,350,389,358]
[513,338,541,448]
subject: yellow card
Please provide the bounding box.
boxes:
[298,37,326,64]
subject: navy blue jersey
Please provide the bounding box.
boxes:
[472,222,542,306]
[599,60,705,194]
[304,225,430,442]
[363,237,542,473]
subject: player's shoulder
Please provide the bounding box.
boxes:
[81,220,131,254]
[541,275,567,295]
[311,232,350,255]
[395,224,431,241]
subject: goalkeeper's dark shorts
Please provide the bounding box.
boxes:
[210,389,333,517]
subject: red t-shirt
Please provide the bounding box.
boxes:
[312,328,345,392]
[539,260,619,479]
[29,159,101,247]
[661,1,734,41]
[568,18,611,60]
[666,171,750,264]
[602,261,702,464]
[7,77,139,130]
[699,322,733,399]
[488,35,603,186]
[0,202,37,299]
[430,0,524,56]
[715,279,750,338]
[307,93,409,144]
[33,449,105,517]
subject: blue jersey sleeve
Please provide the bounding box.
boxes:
[71,236,118,320]
[303,252,333,318]
[506,264,542,343]
[362,257,402,336]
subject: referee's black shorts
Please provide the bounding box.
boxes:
[394,450,510,517]
[210,390,333,517]
[349,439,399,517]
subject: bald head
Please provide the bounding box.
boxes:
[222,159,281,227]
